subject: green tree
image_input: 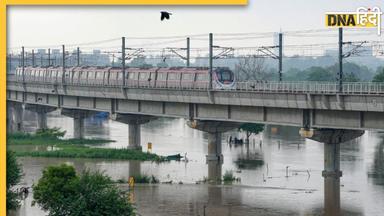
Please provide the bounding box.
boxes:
[373,67,384,82]
[33,164,134,216]
[7,151,22,211]
[239,123,264,143]
[344,72,360,82]
[305,66,335,81]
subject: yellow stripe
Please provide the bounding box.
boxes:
[6,0,248,5]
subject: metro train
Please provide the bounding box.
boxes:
[14,66,236,89]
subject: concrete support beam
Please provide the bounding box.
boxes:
[207,132,222,161]
[187,120,240,182]
[37,112,48,130]
[73,116,85,139]
[323,142,341,216]
[207,160,222,182]
[129,122,141,150]
[61,109,96,139]
[25,104,56,130]
[302,128,364,216]
[111,113,155,150]
[129,160,141,178]
[9,102,24,132]
[187,120,240,164]
[7,103,13,133]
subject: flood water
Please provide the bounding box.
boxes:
[11,111,384,216]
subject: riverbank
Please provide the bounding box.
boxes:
[7,130,166,162]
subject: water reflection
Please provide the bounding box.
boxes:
[368,133,384,186]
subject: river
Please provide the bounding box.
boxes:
[11,111,384,216]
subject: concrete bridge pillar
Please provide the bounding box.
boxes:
[207,132,222,161]
[37,112,48,130]
[129,122,141,150]
[129,160,141,178]
[61,109,95,139]
[25,104,56,130]
[187,120,240,182]
[111,114,155,150]
[301,128,364,216]
[8,102,24,132]
[7,102,14,133]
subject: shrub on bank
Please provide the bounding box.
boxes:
[33,164,135,216]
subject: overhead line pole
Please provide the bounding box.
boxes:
[77,47,80,67]
[278,33,283,81]
[62,45,65,83]
[209,33,213,90]
[122,37,126,86]
[48,48,51,66]
[338,28,343,93]
[22,46,25,83]
[186,37,190,67]
[32,49,35,67]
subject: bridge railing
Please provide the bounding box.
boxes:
[234,81,384,94]
[6,74,384,95]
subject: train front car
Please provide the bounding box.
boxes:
[213,67,236,89]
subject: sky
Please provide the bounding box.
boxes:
[7,0,383,52]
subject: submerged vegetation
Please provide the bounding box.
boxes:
[8,128,113,146]
[8,128,166,162]
[223,170,237,183]
[15,147,165,162]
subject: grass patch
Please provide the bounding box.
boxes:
[14,146,166,162]
[8,129,166,162]
[7,129,113,146]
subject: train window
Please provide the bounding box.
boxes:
[110,72,116,80]
[128,72,136,79]
[139,73,149,79]
[182,73,193,80]
[96,71,103,79]
[157,73,165,80]
[168,73,179,80]
[196,74,208,81]
[217,70,233,82]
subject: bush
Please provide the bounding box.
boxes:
[6,151,22,211]
[33,164,135,216]
[223,171,236,183]
[35,127,66,138]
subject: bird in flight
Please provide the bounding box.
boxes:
[161,11,172,21]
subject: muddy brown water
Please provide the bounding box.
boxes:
[9,111,384,216]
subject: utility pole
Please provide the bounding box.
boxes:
[209,33,213,89]
[32,49,35,67]
[77,47,80,66]
[278,33,283,81]
[122,37,126,86]
[186,37,190,67]
[22,47,25,82]
[338,28,343,93]
[7,54,11,73]
[62,45,65,83]
[48,48,51,66]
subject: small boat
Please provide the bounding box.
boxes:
[166,153,183,160]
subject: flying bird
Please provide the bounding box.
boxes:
[161,11,172,21]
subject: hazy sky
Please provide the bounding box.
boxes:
[7,0,383,50]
